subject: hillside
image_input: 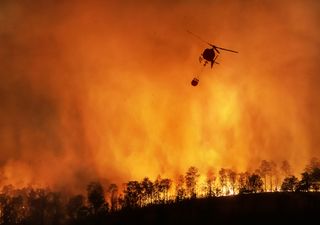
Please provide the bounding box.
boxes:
[108,192,320,225]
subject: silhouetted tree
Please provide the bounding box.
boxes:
[107,183,118,212]
[304,158,320,191]
[152,176,172,203]
[219,168,228,195]
[160,178,172,202]
[297,172,311,192]
[228,169,237,195]
[248,174,263,193]
[269,161,277,191]
[87,182,108,215]
[153,176,161,203]
[206,168,216,197]
[123,181,142,208]
[238,172,250,194]
[281,176,299,192]
[141,177,154,205]
[175,175,186,202]
[310,167,320,191]
[185,167,200,198]
[259,160,272,192]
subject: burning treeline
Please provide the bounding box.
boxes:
[0,157,320,225]
[1,1,320,193]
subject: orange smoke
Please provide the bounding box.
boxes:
[0,0,320,192]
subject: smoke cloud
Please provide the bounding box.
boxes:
[0,0,320,191]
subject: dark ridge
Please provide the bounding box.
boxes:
[108,192,320,225]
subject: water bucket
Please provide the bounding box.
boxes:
[191,77,199,86]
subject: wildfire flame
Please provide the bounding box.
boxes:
[0,0,319,192]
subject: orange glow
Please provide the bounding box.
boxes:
[0,0,320,192]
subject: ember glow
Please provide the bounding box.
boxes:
[0,0,320,191]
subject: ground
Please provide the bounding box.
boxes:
[108,192,320,225]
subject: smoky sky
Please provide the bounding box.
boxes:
[0,0,320,191]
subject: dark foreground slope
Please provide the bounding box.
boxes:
[108,192,320,225]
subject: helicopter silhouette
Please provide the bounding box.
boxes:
[187,30,238,86]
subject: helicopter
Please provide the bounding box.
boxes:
[187,30,238,86]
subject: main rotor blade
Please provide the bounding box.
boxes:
[214,46,238,53]
[187,30,239,53]
[186,30,212,46]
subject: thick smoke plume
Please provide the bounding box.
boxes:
[0,0,320,191]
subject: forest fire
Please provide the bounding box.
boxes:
[0,0,320,198]
[1,1,320,224]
